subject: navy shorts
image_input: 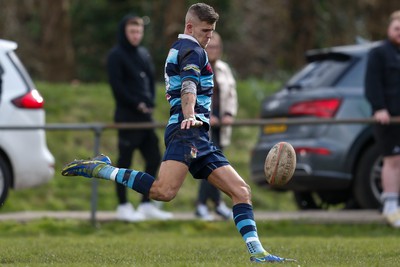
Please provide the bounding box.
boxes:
[163,124,230,179]
[374,124,400,156]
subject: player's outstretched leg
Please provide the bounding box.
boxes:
[233,203,297,263]
[61,154,155,196]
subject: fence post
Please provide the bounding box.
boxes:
[90,126,102,226]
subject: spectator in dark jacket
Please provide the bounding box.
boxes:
[365,10,400,228]
[107,14,172,221]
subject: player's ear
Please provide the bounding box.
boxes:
[186,22,193,33]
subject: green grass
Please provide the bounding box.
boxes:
[2,79,297,212]
[0,219,399,266]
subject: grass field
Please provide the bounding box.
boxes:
[0,219,399,266]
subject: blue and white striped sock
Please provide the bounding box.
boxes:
[96,165,154,195]
[233,203,266,255]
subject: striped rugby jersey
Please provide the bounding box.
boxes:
[164,34,213,129]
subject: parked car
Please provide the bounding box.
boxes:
[0,39,55,206]
[250,41,384,210]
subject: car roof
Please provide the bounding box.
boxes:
[0,39,18,51]
[305,40,382,62]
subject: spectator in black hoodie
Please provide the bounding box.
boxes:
[107,15,172,221]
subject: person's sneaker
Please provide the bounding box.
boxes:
[250,251,296,263]
[383,209,400,228]
[61,155,110,178]
[116,203,145,222]
[195,204,214,221]
[215,201,232,220]
[137,202,173,220]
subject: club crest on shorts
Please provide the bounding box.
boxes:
[190,146,198,158]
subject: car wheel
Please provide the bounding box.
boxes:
[353,144,382,209]
[0,155,11,207]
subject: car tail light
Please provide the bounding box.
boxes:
[12,89,44,109]
[295,147,331,155]
[289,98,341,118]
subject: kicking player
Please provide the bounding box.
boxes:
[62,3,295,263]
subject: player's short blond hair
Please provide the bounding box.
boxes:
[186,3,219,24]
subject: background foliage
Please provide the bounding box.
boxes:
[0,0,399,82]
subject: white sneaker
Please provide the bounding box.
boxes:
[116,203,145,222]
[383,209,400,228]
[195,204,214,221]
[137,202,173,220]
[215,201,232,220]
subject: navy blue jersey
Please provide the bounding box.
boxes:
[164,34,214,129]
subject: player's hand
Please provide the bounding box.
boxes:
[374,109,390,124]
[181,117,203,129]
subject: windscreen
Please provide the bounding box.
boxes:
[286,55,354,90]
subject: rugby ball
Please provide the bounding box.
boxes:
[264,142,296,185]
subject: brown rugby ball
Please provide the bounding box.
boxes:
[264,142,296,185]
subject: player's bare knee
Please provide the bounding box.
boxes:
[157,190,177,202]
[243,183,252,201]
[235,183,251,202]
[150,186,177,202]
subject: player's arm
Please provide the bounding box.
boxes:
[181,80,203,129]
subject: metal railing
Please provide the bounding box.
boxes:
[2,116,400,225]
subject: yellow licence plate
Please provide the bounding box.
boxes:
[263,124,287,134]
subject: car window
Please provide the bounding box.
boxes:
[286,58,352,90]
[335,55,367,88]
[6,51,35,89]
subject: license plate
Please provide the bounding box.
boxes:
[263,124,287,134]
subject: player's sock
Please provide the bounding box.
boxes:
[232,203,266,255]
[382,192,399,214]
[96,166,155,195]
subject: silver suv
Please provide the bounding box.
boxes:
[0,39,55,206]
[250,41,384,210]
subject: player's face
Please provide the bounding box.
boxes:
[191,21,215,49]
[125,24,144,47]
[388,19,400,46]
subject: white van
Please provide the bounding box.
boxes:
[0,39,55,206]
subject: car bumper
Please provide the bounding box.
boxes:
[0,130,55,190]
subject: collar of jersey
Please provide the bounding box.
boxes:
[178,34,200,46]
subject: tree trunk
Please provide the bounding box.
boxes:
[39,0,75,82]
